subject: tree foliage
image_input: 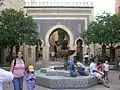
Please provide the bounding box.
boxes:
[82,12,120,62]
[0,8,39,48]
[57,28,66,41]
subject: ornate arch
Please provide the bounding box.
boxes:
[45,25,74,47]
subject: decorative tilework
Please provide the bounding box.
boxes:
[36,73,97,89]
[36,69,97,89]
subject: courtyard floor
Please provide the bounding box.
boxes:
[3,70,120,90]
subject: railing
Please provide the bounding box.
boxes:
[24,0,93,7]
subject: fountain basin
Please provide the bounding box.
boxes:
[35,70,97,89]
[46,70,70,76]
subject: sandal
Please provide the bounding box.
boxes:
[105,85,110,88]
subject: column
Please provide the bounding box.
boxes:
[42,46,49,67]
[31,46,36,66]
[23,45,28,65]
[83,45,88,55]
[23,45,36,66]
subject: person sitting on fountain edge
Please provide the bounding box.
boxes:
[73,56,89,76]
[67,56,77,77]
[77,61,89,76]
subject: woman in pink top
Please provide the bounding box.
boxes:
[10,51,25,90]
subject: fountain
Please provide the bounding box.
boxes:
[35,50,98,89]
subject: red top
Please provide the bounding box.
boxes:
[97,64,103,72]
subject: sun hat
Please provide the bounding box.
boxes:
[28,65,34,72]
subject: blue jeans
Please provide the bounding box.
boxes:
[78,67,87,76]
[13,76,24,90]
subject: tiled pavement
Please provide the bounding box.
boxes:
[3,70,120,90]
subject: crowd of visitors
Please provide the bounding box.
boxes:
[67,55,110,88]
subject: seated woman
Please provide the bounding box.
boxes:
[73,56,88,76]
[97,62,104,76]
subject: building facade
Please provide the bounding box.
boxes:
[115,0,120,13]
[0,0,94,67]
[0,0,24,10]
[115,0,120,58]
[24,0,94,67]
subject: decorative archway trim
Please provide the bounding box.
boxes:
[45,25,74,47]
[40,39,44,47]
[75,37,84,46]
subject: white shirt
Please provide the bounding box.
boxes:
[90,62,97,74]
[103,63,109,71]
[84,55,89,58]
[0,69,13,82]
[51,52,55,56]
[0,69,13,90]
[77,62,85,68]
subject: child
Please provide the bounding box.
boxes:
[25,65,36,90]
[103,60,109,82]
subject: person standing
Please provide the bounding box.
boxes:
[50,51,55,61]
[25,65,36,90]
[0,68,14,90]
[103,60,109,82]
[10,51,25,90]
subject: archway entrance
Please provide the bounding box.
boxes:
[42,25,74,67]
[49,28,70,61]
[76,39,83,62]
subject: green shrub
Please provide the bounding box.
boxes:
[1,63,10,67]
